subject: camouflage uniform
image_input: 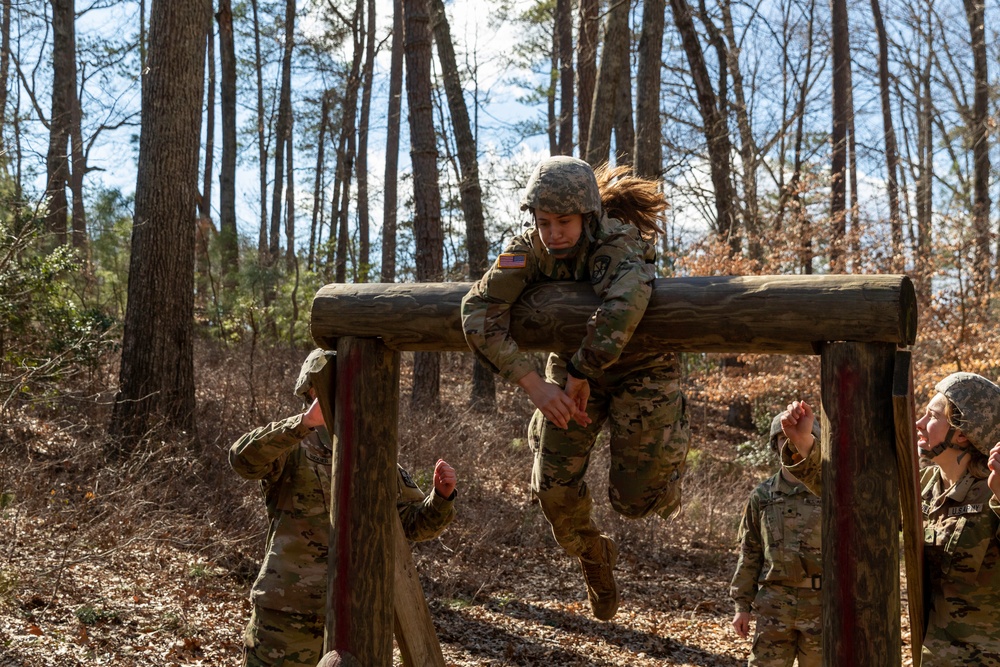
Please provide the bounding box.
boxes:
[461,157,689,562]
[231,352,456,667]
[730,471,823,667]
[781,373,1000,667]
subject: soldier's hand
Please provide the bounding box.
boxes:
[433,459,457,498]
[302,398,326,429]
[564,376,592,427]
[732,611,751,639]
[988,442,1000,500]
[781,400,816,458]
[518,371,577,429]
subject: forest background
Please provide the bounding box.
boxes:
[0,0,998,664]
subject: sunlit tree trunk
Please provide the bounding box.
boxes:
[356,0,376,281]
[110,0,206,444]
[382,0,403,282]
[668,0,737,253]
[964,0,991,296]
[577,0,598,157]
[829,0,850,273]
[217,0,239,287]
[634,0,663,178]
[404,0,442,407]
[45,0,75,244]
[309,91,331,272]
[430,0,494,408]
[871,0,901,271]
[269,0,295,264]
[586,0,628,166]
[555,0,573,155]
[335,0,364,284]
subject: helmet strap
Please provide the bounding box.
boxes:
[921,426,956,459]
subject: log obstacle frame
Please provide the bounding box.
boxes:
[310,275,921,667]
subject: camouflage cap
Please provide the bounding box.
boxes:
[520,155,602,216]
[935,372,1000,454]
[294,348,336,399]
[769,410,821,452]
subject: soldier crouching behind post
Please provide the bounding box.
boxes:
[230,348,458,667]
[730,410,823,667]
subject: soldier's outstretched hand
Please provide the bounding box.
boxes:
[732,611,751,639]
[781,400,816,458]
[518,371,580,429]
[433,459,457,498]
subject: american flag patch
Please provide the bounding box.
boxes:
[498,253,527,268]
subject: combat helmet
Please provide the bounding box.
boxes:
[934,372,1000,455]
[520,156,602,217]
[294,348,336,400]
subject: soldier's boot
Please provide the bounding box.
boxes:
[578,535,619,621]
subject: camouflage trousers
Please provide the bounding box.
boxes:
[242,605,324,667]
[748,586,822,667]
[528,356,690,558]
[922,630,1000,666]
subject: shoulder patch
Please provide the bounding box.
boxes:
[498,253,527,269]
[591,254,611,283]
[398,466,419,489]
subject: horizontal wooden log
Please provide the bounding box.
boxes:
[311,274,917,355]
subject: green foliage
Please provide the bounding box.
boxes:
[75,604,119,626]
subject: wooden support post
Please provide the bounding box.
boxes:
[821,342,901,667]
[321,336,400,666]
[892,350,924,666]
[393,517,447,667]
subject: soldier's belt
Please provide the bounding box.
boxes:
[783,574,822,590]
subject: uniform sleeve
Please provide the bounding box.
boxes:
[781,440,822,496]
[229,414,312,483]
[570,229,656,379]
[729,491,765,614]
[396,466,456,542]
[461,234,541,384]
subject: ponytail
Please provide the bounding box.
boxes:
[594,163,667,240]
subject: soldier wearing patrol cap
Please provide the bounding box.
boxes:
[730,411,823,667]
[779,373,1000,666]
[462,156,689,621]
[230,348,458,667]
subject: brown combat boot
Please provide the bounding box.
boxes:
[578,535,619,620]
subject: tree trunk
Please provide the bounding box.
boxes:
[829,0,850,273]
[197,1,216,305]
[356,0,376,282]
[403,0,442,408]
[613,58,634,166]
[964,0,991,297]
[721,0,759,261]
[870,0,901,271]
[284,121,295,270]
[0,0,10,146]
[69,84,87,253]
[335,0,364,284]
[251,0,268,260]
[586,0,629,166]
[269,0,295,263]
[217,0,239,287]
[429,0,495,408]
[555,0,573,155]
[309,91,331,272]
[382,0,404,283]
[667,0,737,253]
[915,9,932,302]
[109,0,206,444]
[634,0,664,178]
[45,0,75,245]
[547,35,557,156]
[577,0,598,158]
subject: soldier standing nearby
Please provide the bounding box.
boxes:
[462,156,690,621]
[781,373,1000,666]
[730,412,823,667]
[230,349,457,667]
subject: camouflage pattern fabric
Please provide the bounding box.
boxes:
[730,471,823,666]
[242,606,324,667]
[462,213,660,383]
[230,416,455,664]
[919,466,1000,666]
[519,155,603,216]
[783,440,1000,665]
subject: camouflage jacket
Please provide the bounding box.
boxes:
[461,214,664,384]
[729,471,823,613]
[230,414,456,615]
[783,442,1000,663]
[919,466,1000,664]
